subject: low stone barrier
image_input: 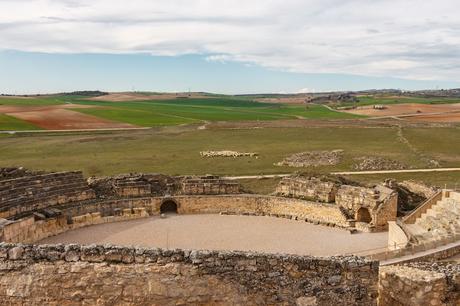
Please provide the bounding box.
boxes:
[0,243,379,305]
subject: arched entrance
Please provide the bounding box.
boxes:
[356,207,372,223]
[160,199,178,214]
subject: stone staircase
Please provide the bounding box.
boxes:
[405,191,460,244]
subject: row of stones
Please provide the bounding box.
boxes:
[0,243,375,269]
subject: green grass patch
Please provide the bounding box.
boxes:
[0,96,68,106]
[72,98,361,126]
[0,114,40,131]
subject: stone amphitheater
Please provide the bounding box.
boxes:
[0,168,459,305]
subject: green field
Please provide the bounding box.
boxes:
[0,95,361,130]
[1,126,458,178]
[73,99,360,126]
[2,93,460,130]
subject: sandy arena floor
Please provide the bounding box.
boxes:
[39,214,388,256]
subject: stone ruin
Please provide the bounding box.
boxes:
[336,184,398,231]
[200,150,258,158]
[275,174,398,231]
[275,150,344,168]
[352,156,408,171]
[383,179,439,214]
[181,175,240,195]
[275,175,339,202]
[87,173,241,198]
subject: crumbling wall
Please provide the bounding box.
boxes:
[275,176,338,202]
[87,173,177,198]
[0,167,43,180]
[0,244,379,305]
[336,185,397,230]
[180,176,240,195]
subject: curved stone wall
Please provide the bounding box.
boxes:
[0,195,349,245]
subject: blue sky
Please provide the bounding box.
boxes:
[1,51,458,94]
[1,0,460,94]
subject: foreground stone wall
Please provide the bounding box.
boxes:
[0,243,379,305]
[378,263,460,306]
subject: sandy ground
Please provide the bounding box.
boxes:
[39,214,388,256]
[0,104,137,130]
[87,92,209,102]
[344,103,460,118]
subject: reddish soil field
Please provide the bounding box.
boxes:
[344,103,460,117]
[405,113,460,123]
[88,92,209,102]
[0,105,136,130]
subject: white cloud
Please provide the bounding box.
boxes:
[1,0,460,81]
[296,88,316,94]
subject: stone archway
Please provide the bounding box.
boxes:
[356,207,372,223]
[160,199,178,214]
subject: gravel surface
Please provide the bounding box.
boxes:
[39,214,388,256]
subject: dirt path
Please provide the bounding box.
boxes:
[396,125,440,167]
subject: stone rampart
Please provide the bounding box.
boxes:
[0,243,379,305]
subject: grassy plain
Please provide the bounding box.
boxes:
[1,126,458,178]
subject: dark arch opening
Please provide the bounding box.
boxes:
[160,200,178,214]
[356,207,372,223]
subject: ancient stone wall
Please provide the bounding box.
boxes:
[275,176,338,202]
[378,263,460,306]
[399,180,439,199]
[0,171,95,219]
[88,173,176,198]
[180,176,240,195]
[0,243,379,305]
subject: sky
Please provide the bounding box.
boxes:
[1,0,460,94]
